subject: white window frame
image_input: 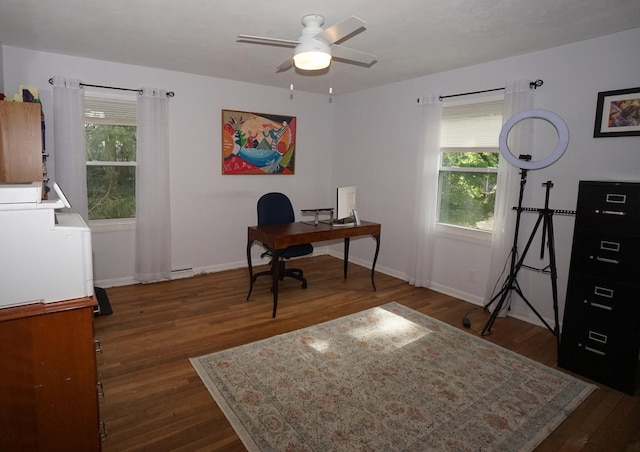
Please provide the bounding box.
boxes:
[436,96,504,243]
[84,92,137,228]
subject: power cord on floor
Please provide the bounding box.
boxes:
[462,306,488,336]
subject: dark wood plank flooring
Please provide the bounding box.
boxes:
[94,255,640,451]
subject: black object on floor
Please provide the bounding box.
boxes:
[94,287,113,316]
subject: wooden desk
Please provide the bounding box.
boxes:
[247,221,381,317]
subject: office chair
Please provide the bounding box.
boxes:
[247,192,313,299]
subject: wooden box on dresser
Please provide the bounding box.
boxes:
[0,297,102,451]
[559,180,640,395]
[0,101,44,190]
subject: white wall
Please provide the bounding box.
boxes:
[2,47,335,286]
[332,27,640,327]
[3,27,639,328]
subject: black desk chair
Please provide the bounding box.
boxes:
[247,192,313,299]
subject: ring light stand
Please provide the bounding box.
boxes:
[481,110,570,354]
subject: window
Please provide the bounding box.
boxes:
[84,95,137,221]
[438,100,503,232]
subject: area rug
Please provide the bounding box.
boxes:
[190,302,596,451]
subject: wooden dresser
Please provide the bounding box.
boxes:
[559,180,640,395]
[0,297,102,450]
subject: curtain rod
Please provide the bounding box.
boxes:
[48,78,175,97]
[437,79,543,101]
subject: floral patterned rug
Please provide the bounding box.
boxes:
[190,302,595,451]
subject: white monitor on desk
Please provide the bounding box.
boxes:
[336,185,357,222]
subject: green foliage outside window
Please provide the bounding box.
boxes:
[85,123,137,220]
[439,151,499,229]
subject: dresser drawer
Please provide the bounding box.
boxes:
[559,323,640,394]
[564,275,640,325]
[570,231,640,282]
[575,181,640,233]
[561,321,637,359]
[563,301,640,344]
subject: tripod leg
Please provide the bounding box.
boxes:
[481,167,532,336]
[481,285,512,336]
[512,279,555,332]
[483,258,513,312]
[506,213,558,335]
[482,213,544,335]
[545,212,561,358]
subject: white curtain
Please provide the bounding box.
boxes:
[52,76,88,220]
[135,88,172,283]
[408,95,442,287]
[484,80,535,311]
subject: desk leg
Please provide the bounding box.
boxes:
[344,235,380,291]
[246,239,255,300]
[271,249,282,318]
[371,234,380,291]
[343,237,350,279]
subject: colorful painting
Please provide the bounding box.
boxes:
[222,109,296,174]
[593,87,640,137]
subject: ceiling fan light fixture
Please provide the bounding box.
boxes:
[238,14,376,74]
[293,51,331,70]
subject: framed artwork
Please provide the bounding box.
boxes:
[222,109,297,174]
[593,87,640,137]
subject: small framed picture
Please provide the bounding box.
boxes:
[593,87,640,137]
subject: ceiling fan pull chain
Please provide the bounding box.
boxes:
[290,63,295,92]
[329,62,333,95]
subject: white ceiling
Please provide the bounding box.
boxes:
[1,0,639,95]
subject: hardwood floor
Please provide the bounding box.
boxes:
[94,255,640,451]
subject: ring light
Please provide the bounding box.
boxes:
[499,109,569,170]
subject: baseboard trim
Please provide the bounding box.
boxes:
[93,252,558,330]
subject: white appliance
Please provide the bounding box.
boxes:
[0,182,94,308]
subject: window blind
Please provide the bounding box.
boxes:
[440,101,503,148]
[84,95,137,126]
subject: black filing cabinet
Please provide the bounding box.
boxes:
[559,180,640,395]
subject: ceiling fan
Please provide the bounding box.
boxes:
[237,14,377,72]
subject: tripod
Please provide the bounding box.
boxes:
[481,169,560,352]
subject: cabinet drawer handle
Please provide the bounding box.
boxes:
[588,331,608,344]
[100,420,108,439]
[94,338,103,353]
[590,302,613,311]
[595,256,619,264]
[600,241,620,252]
[594,286,614,298]
[600,210,626,216]
[605,193,626,204]
[584,346,606,356]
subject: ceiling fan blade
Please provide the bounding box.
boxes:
[315,16,366,45]
[330,44,377,65]
[237,35,298,47]
[276,56,293,73]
